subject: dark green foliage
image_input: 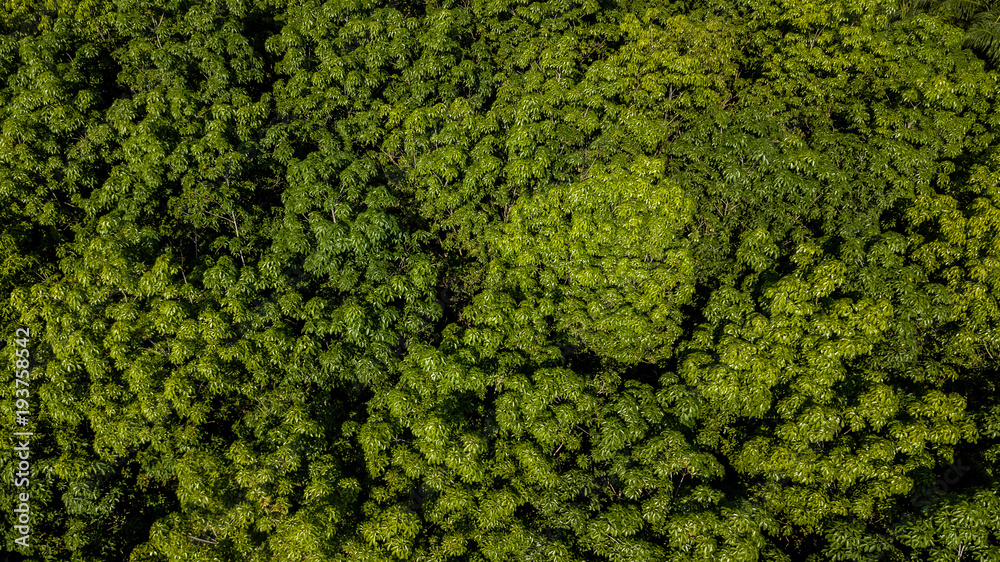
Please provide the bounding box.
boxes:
[2,0,999,560]
[899,0,1000,66]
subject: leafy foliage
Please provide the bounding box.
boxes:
[898,0,1000,66]
[2,0,999,560]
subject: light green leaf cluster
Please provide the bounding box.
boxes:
[480,157,694,365]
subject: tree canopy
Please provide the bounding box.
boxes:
[2,0,999,560]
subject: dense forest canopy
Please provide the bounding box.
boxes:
[2,0,999,560]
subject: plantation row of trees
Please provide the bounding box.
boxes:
[2,0,1000,560]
